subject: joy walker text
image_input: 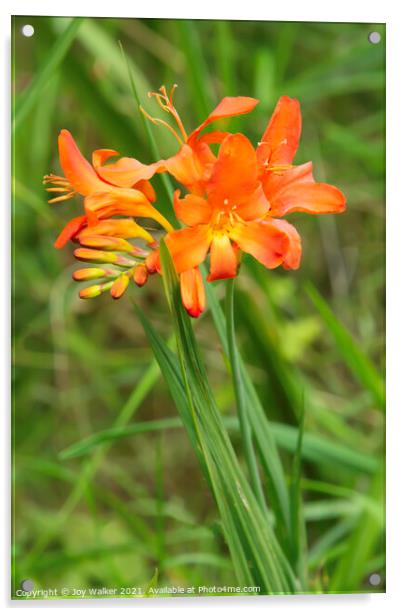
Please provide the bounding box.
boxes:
[15,584,260,599]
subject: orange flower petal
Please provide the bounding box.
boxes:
[161,144,208,194]
[135,179,156,203]
[267,219,302,269]
[192,141,217,176]
[189,96,259,144]
[173,190,213,226]
[94,154,159,188]
[197,130,230,145]
[230,220,289,269]
[234,184,270,221]
[268,178,347,217]
[207,235,238,282]
[180,268,206,318]
[84,189,174,232]
[257,96,301,167]
[165,225,211,273]
[58,130,106,196]
[54,215,87,248]
[92,149,120,168]
[262,161,314,198]
[207,134,260,208]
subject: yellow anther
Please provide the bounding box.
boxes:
[44,174,76,204]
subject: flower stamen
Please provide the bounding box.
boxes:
[143,84,188,143]
[139,105,184,145]
[43,174,76,204]
[264,162,293,175]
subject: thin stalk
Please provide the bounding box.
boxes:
[225,278,267,512]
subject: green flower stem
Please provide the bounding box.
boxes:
[225,278,267,512]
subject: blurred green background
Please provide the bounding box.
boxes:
[12,17,385,597]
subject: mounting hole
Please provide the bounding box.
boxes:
[368,573,381,586]
[21,579,34,591]
[21,24,35,38]
[368,31,381,44]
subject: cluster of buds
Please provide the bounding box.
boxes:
[72,237,154,300]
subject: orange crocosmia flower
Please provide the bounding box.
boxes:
[165,133,298,281]
[136,86,259,195]
[256,96,346,217]
[44,129,173,248]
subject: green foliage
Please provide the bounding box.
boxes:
[143,240,296,592]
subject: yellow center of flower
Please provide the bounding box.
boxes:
[210,198,241,236]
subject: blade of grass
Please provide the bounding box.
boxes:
[272,421,378,475]
[305,282,385,411]
[59,417,181,460]
[155,437,166,569]
[59,415,378,475]
[308,517,357,570]
[205,282,292,548]
[225,278,267,512]
[289,395,307,586]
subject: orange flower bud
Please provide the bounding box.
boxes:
[111,274,130,299]
[133,264,148,287]
[74,248,136,267]
[78,234,136,254]
[79,281,113,299]
[73,267,107,281]
[145,250,160,274]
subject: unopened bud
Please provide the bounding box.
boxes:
[111,274,130,299]
[74,248,118,264]
[79,234,136,254]
[133,264,148,287]
[79,281,113,299]
[74,248,136,267]
[73,268,107,281]
[145,250,160,274]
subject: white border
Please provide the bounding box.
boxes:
[0,1,391,22]
[2,1,401,613]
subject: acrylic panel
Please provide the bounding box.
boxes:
[12,16,385,600]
